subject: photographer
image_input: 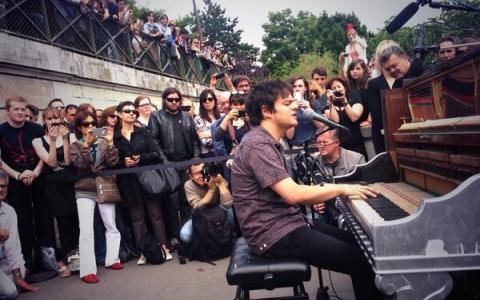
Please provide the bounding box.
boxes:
[212,92,250,157]
[324,77,367,158]
[312,129,366,225]
[179,164,233,244]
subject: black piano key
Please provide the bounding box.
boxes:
[365,194,409,221]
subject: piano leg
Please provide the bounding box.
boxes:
[375,272,453,300]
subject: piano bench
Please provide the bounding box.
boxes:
[226,237,311,300]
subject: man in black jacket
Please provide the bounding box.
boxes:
[148,87,200,249]
[367,43,423,154]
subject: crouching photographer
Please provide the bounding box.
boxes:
[178,163,233,262]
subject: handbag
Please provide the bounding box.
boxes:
[137,167,181,195]
[95,176,122,204]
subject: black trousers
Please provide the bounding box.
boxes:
[264,221,382,300]
[7,177,55,268]
[56,213,79,261]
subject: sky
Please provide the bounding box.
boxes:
[136,0,442,49]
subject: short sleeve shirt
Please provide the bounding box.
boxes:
[0,122,43,172]
[231,126,308,255]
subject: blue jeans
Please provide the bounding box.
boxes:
[179,206,233,243]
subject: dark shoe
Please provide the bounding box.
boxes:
[169,238,181,252]
[82,274,99,284]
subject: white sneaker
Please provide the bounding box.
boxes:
[137,254,146,265]
[165,252,173,261]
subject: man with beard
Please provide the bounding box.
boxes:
[149,87,200,251]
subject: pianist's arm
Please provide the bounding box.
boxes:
[271,177,376,206]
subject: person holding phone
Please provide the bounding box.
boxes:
[70,111,122,284]
[32,108,79,278]
[212,92,250,157]
[339,23,368,78]
[324,77,367,158]
[114,101,172,264]
[285,75,326,147]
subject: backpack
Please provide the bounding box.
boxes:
[190,205,232,262]
[140,232,166,264]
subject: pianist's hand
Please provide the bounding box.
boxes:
[341,184,377,200]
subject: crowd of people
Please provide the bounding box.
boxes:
[0,15,479,299]
[74,0,235,69]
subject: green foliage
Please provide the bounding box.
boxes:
[276,52,337,81]
[193,0,243,55]
[260,9,368,78]
[367,25,416,59]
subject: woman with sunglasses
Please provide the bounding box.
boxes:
[98,106,118,129]
[114,101,172,264]
[194,89,221,158]
[70,110,122,284]
[32,108,79,278]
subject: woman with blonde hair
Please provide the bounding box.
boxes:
[32,108,79,278]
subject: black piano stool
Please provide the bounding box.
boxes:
[226,237,311,300]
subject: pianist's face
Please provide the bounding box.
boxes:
[272,95,298,129]
[382,54,410,79]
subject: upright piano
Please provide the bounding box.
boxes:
[335,47,480,299]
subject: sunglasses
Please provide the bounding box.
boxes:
[201,97,215,103]
[122,109,137,115]
[81,121,97,127]
[166,97,181,103]
[108,115,118,119]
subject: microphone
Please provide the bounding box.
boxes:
[386,2,419,34]
[301,108,349,132]
[413,24,425,59]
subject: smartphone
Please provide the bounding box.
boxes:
[293,91,303,101]
[215,72,226,80]
[92,127,106,138]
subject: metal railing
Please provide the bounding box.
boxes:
[0,0,226,87]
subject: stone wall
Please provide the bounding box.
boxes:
[0,32,207,121]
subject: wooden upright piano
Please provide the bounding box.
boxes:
[334,47,480,299]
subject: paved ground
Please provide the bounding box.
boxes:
[18,254,356,300]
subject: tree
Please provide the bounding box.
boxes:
[192,0,243,55]
[260,9,369,78]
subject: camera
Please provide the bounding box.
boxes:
[237,109,247,118]
[214,72,226,80]
[333,90,343,97]
[202,163,222,180]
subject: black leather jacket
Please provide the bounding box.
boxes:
[148,109,200,162]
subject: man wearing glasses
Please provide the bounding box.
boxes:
[312,128,365,225]
[149,87,200,250]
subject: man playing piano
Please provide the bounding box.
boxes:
[231,80,383,300]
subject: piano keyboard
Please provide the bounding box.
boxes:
[343,182,434,239]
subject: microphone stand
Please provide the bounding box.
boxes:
[295,141,331,300]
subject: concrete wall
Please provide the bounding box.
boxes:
[0,32,207,121]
